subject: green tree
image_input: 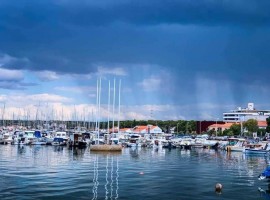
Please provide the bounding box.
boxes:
[230,124,241,136]
[132,119,137,128]
[208,128,215,136]
[177,120,187,133]
[258,128,266,137]
[185,120,196,133]
[223,129,234,136]
[243,119,258,135]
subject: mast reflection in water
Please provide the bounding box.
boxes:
[91,153,119,200]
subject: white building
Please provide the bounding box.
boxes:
[133,125,163,134]
[223,103,270,123]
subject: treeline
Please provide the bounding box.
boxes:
[63,119,197,133]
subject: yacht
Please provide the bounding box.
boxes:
[127,134,141,147]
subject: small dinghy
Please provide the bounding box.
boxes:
[258,166,270,180]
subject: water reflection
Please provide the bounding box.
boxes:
[53,146,64,152]
[17,145,26,154]
[151,147,165,157]
[110,156,114,199]
[91,153,120,200]
[1,145,270,200]
[105,156,109,200]
[92,155,99,200]
[31,145,42,155]
[180,149,191,156]
[114,157,119,199]
[71,147,87,161]
[129,147,140,159]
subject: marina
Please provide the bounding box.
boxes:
[0,1,269,199]
[1,101,270,199]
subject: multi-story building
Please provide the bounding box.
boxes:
[223,103,270,123]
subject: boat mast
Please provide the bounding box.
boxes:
[107,80,111,135]
[95,79,99,132]
[112,78,116,135]
[83,106,86,129]
[35,102,40,129]
[117,79,121,134]
[2,102,5,127]
[91,109,94,131]
[97,78,101,144]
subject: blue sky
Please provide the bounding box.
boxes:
[0,0,270,121]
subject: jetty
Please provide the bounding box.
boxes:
[90,144,122,151]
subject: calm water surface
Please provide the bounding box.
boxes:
[0,145,269,200]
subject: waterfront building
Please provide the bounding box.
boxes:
[207,122,233,133]
[133,125,163,134]
[223,103,270,123]
[119,128,133,134]
[196,121,224,134]
[207,121,267,133]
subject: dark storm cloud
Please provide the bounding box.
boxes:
[2,0,269,27]
[0,0,270,119]
[0,0,270,73]
[0,0,269,91]
[59,0,270,27]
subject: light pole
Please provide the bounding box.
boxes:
[177,122,179,134]
[216,118,219,137]
[199,121,201,134]
[240,116,244,137]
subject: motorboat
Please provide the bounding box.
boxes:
[226,138,246,152]
[192,136,204,148]
[244,142,270,155]
[12,131,28,145]
[69,132,88,147]
[127,134,141,147]
[51,138,67,146]
[179,136,193,149]
[51,131,69,146]
[2,131,13,144]
[202,139,219,149]
[30,131,46,145]
[54,131,69,140]
[31,137,47,145]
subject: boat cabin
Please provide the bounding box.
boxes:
[55,131,68,139]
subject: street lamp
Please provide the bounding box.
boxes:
[177,122,179,134]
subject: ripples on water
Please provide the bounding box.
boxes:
[0,145,269,200]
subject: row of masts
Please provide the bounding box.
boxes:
[0,104,97,124]
[95,78,121,144]
[0,78,122,131]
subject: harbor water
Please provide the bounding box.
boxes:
[0,145,269,200]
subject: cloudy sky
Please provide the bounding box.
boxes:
[0,0,270,121]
